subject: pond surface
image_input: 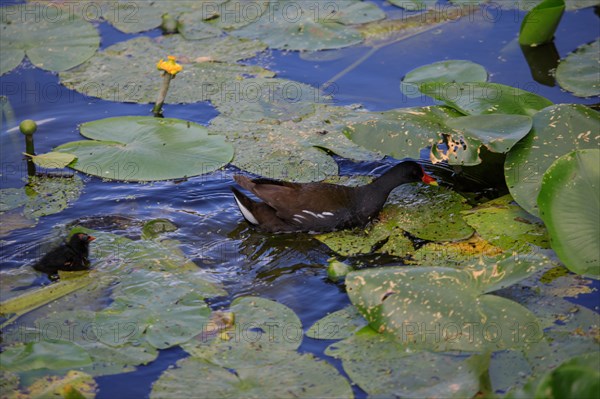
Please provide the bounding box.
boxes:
[1,2,598,398]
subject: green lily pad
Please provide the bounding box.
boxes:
[55,116,233,182]
[462,194,550,251]
[420,82,553,116]
[0,5,99,75]
[0,340,92,372]
[384,184,474,242]
[25,152,76,169]
[389,0,440,10]
[556,39,600,98]
[519,0,565,46]
[504,104,600,217]
[346,265,542,351]
[232,0,374,51]
[181,297,302,366]
[401,60,488,98]
[177,9,224,40]
[538,149,599,277]
[306,305,368,340]
[343,106,462,160]
[325,328,487,398]
[150,353,353,399]
[208,0,270,30]
[60,35,272,104]
[408,236,504,267]
[316,222,409,257]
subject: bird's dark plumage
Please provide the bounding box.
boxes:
[33,233,96,278]
[231,161,437,233]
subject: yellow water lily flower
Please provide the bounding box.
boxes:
[156,55,183,76]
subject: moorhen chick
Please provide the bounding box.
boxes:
[231,161,437,233]
[33,233,96,278]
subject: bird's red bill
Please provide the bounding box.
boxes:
[421,173,438,185]
[87,236,96,242]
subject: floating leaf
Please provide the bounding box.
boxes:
[141,218,178,240]
[343,106,462,160]
[55,117,233,182]
[232,0,374,50]
[462,194,550,251]
[150,353,353,399]
[14,370,97,399]
[316,222,409,257]
[0,340,92,372]
[326,328,487,398]
[346,266,542,351]
[555,39,600,98]
[408,236,504,267]
[181,297,302,365]
[420,82,553,116]
[60,35,272,104]
[538,149,599,277]
[504,104,600,216]
[519,0,565,46]
[401,60,488,98]
[389,0,440,10]
[306,305,367,340]
[0,5,99,75]
[383,184,474,242]
[25,152,76,169]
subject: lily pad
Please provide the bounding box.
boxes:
[141,218,178,240]
[0,340,92,372]
[25,152,77,169]
[343,106,462,160]
[420,82,553,116]
[401,60,488,98]
[232,0,375,51]
[181,297,302,365]
[60,35,272,104]
[150,353,353,399]
[325,328,487,398]
[504,104,600,216]
[306,305,368,340]
[538,149,599,277]
[408,236,504,267]
[13,370,97,399]
[462,194,550,251]
[55,116,233,182]
[555,39,600,98]
[346,265,542,351]
[0,5,99,75]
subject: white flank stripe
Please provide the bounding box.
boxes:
[293,217,302,223]
[302,210,318,218]
[322,212,334,216]
[294,214,307,220]
[234,195,259,225]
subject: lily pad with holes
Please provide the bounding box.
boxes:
[420,82,553,116]
[181,297,302,366]
[407,236,504,267]
[306,305,368,340]
[54,116,233,182]
[232,0,370,51]
[401,60,488,98]
[346,265,542,351]
[209,104,381,182]
[150,353,353,399]
[343,106,462,160]
[504,104,600,216]
[325,328,488,398]
[60,35,272,104]
[538,149,599,277]
[556,39,600,98]
[462,194,550,251]
[0,5,99,75]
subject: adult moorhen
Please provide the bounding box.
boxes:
[33,233,96,278]
[231,161,437,233]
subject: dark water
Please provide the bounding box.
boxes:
[1,3,598,398]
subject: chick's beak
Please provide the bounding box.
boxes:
[422,173,438,186]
